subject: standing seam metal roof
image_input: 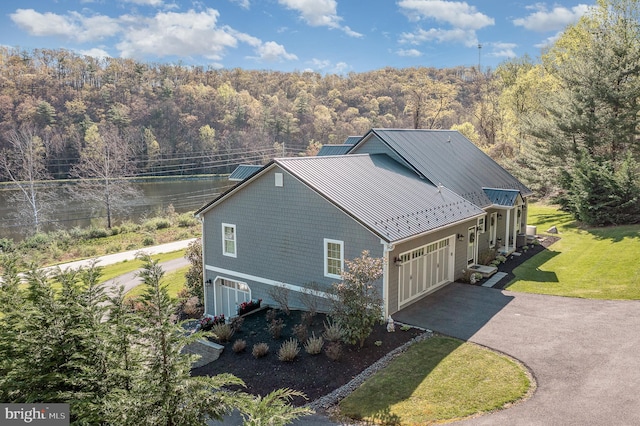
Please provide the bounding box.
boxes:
[228,164,264,181]
[361,129,533,208]
[275,154,484,242]
[316,144,353,156]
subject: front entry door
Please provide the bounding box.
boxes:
[467,226,477,265]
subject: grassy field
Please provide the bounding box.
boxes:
[124,265,189,299]
[505,204,640,299]
[97,250,186,283]
[339,336,531,425]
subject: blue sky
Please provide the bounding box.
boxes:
[1,0,595,73]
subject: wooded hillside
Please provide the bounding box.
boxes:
[0,46,497,179]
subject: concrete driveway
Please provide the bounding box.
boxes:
[393,283,640,425]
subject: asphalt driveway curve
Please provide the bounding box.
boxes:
[393,283,640,425]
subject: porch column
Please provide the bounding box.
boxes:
[504,209,511,253]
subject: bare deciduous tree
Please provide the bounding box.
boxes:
[71,123,139,229]
[0,126,51,234]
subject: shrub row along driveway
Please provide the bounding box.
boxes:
[393,283,640,425]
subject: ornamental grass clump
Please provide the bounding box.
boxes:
[304,333,324,355]
[322,318,344,342]
[278,338,300,362]
[232,339,247,353]
[268,318,285,340]
[252,342,269,359]
[211,323,234,343]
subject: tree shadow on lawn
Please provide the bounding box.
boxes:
[502,249,561,287]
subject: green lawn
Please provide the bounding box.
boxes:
[339,336,531,425]
[97,250,186,283]
[505,204,640,299]
[124,265,189,299]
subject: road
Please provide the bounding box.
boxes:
[45,238,196,295]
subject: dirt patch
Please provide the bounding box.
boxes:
[191,309,422,406]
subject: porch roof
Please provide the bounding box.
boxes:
[483,188,521,207]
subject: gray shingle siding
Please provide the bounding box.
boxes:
[202,165,383,314]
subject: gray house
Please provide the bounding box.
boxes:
[195,129,533,319]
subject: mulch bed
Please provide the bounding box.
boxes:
[191,309,422,406]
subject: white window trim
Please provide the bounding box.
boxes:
[324,238,344,279]
[275,172,283,187]
[222,223,237,258]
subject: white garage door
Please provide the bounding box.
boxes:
[215,278,251,318]
[398,235,455,307]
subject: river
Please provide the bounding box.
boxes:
[0,176,234,242]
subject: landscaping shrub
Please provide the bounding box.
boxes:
[85,226,109,239]
[278,338,300,362]
[265,309,277,322]
[478,248,497,265]
[293,323,308,342]
[268,318,285,340]
[325,341,343,361]
[142,235,155,246]
[230,316,244,333]
[211,323,234,343]
[199,314,225,331]
[143,217,171,231]
[0,238,15,253]
[301,311,315,326]
[329,251,384,348]
[252,342,269,358]
[181,296,203,318]
[322,318,344,342]
[21,232,51,250]
[232,339,247,353]
[177,212,198,227]
[304,333,324,355]
[268,285,290,315]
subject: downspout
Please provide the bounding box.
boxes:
[198,214,208,316]
[381,240,395,318]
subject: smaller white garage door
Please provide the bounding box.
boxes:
[398,235,455,307]
[215,278,251,318]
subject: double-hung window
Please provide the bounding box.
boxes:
[222,223,237,257]
[324,238,344,279]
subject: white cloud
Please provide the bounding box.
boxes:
[230,0,251,9]
[116,9,239,60]
[77,47,111,59]
[12,6,296,65]
[251,41,298,62]
[396,48,422,57]
[513,4,591,32]
[400,27,478,48]
[121,0,165,6]
[309,58,331,69]
[487,42,517,58]
[398,0,494,30]
[534,33,562,49]
[10,9,120,42]
[397,1,492,49]
[278,0,362,37]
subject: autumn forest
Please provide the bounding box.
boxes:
[1,0,639,228]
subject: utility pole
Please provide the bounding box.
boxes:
[478,43,482,74]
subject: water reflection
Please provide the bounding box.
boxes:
[0,177,234,241]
